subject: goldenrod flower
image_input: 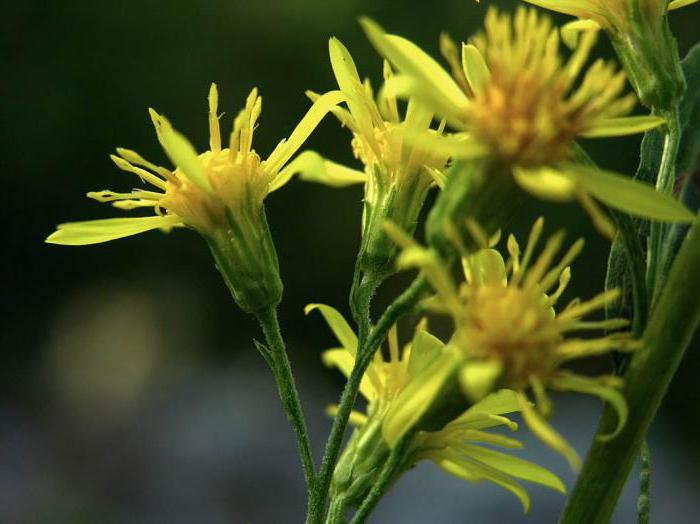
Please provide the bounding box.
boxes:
[308,304,565,512]
[298,38,448,277]
[523,0,698,109]
[361,7,693,237]
[47,84,343,312]
[47,84,342,244]
[387,218,637,469]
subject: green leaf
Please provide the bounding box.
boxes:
[563,164,694,222]
[305,303,358,354]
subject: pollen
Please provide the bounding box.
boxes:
[466,7,635,167]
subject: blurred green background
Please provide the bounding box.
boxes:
[2,0,699,522]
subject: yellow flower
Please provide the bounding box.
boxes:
[46,84,343,245]
[308,303,565,513]
[524,0,696,32]
[523,0,698,108]
[296,38,449,276]
[361,7,693,236]
[47,84,343,313]
[387,218,637,469]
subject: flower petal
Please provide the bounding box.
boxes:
[581,116,666,138]
[459,444,566,494]
[271,150,365,192]
[513,166,578,202]
[550,373,628,441]
[382,349,460,447]
[563,164,695,222]
[264,90,345,174]
[434,453,532,513]
[305,303,358,353]
[149,109,211,193]
[462,44,490,95]
[360,18,469,125]
[518,393,581,471]
[46,215,183,246]
[669,0,700,9]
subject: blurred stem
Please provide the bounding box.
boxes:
[560,211,700,524]
[255,306,316,494]
[308,275,429,524]
[647,109,681,300]
[638,441,651,524]
[350,430,414,524]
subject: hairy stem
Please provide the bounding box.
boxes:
[255,306,316,494]
[350,431,414,524]
[308,275,429,523]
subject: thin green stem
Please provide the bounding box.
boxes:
[350,431,414,524]
[308,275,429,523]
[638,441,651,524]
[255,306,316,494]
[647,109,681,300]
[560,212,700,524]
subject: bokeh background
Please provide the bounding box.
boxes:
[3,0,699,522]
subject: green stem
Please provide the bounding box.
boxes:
[255,306,316,494]
[638,441,651,524]
[350,431,414,524]
[308,275,429,523]
[559,211,700,524]
[647,109,681,300]
[325,496,349,524]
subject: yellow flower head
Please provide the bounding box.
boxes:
[309,303,565,513]
[298,38,449,276]
[361,7,693,237]
[525,0,697,32]
[466,8,636,167]
[387,218,637,468]
[46,84,343,245]
[523,0,698,108]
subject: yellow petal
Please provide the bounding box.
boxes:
[459,360,503,401]
[563,164,695,223]
[46,215,183,246]
[264,90,345,174]
[149,109,211,193]
[513,166,577,202]
[382,349,460,447]
[271,150,365,192]
[518,393,581,471]
[669,0,700,9]
[581,116,666,138]
[560,19,601,49]
[360,18,469,124]
[461,44,490,95]
[321,349,377,401]
[305,303,358,353]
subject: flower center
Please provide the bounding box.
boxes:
[162,148,267,231]
[463,284,561,383]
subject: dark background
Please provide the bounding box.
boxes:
[2,0,699,522]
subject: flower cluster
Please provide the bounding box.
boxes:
[309,304,564,512]
[46,0,698,521]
